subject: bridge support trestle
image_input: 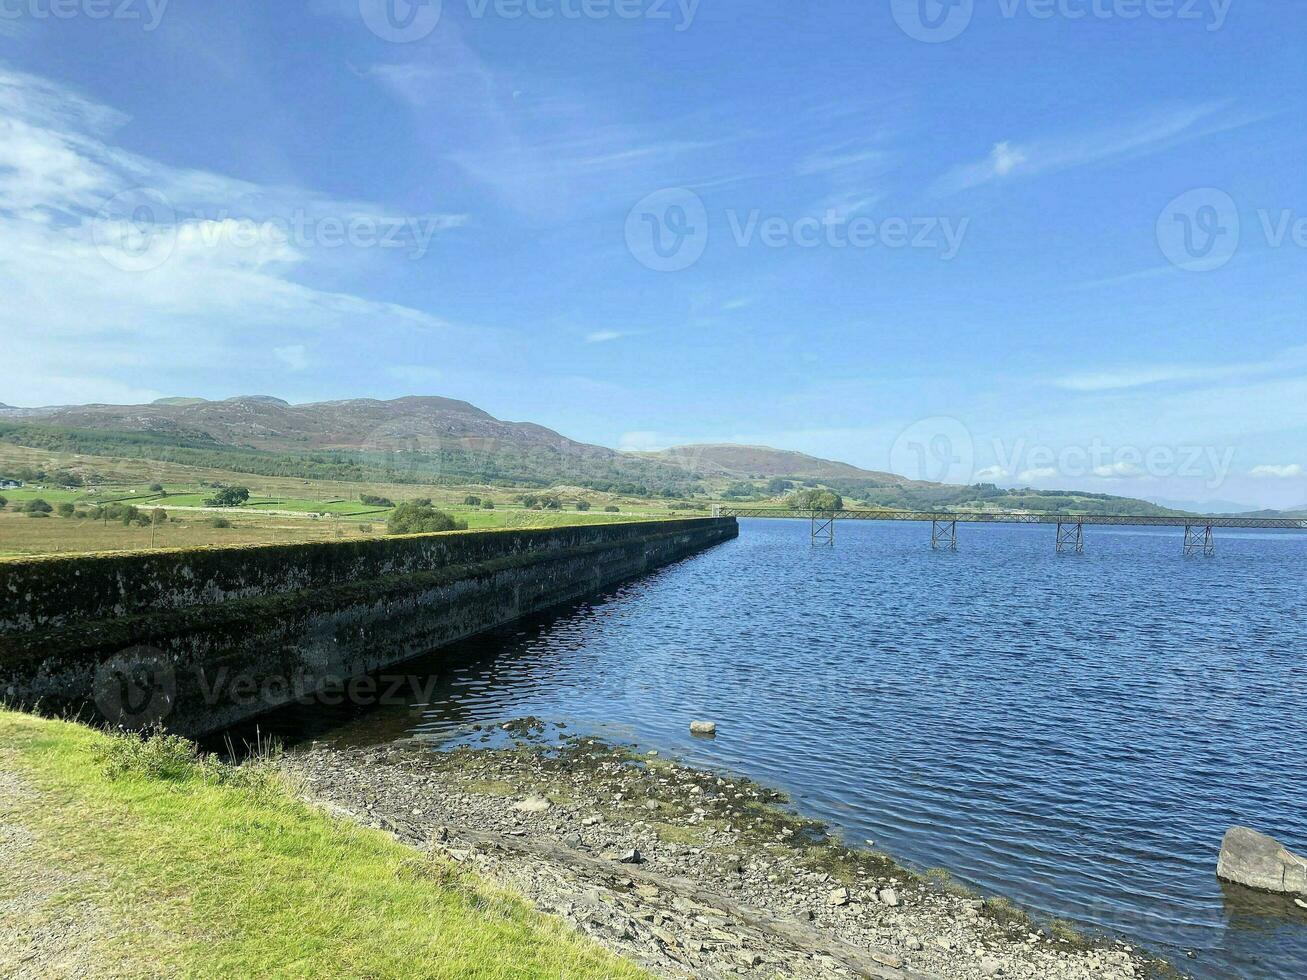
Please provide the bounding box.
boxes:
[1056,521,1084,555]
[931,519,957,551]
[811,511,835,547]
[1183,524,1215,557]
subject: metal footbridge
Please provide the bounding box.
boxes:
[710,506,1307,555]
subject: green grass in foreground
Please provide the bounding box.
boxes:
[0,710,645,979]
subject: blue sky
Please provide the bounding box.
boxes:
[2,0,1304,507]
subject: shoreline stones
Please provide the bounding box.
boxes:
[280,729,1170,980]
[1217,826,1307,895]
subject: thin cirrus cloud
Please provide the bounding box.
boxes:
[585,329,649,344]
[0,63,467,406]
[1052,346,1307,393]
[1250,464,1303,479]
[365,42,715,221]
[931,101,1254,197]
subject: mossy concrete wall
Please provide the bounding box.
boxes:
[0,518,737,735]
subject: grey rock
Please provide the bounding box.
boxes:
[877,887,901,908]
[689,720,717,736]
[1217,826,1307,895]
[827,887,851,907]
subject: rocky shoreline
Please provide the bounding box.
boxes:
[278,720,1182,980]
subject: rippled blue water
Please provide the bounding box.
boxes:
[261,519,1307,978]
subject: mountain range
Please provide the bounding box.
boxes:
[0,395,1186,515]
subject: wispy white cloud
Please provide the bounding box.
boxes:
[1052,346,1307,393]
[932,101,1254,197]
[584,330,629,344]
[0,63,464,406]
[367,42,713,221]
[1053,364,1232,392]
[1250,464,1303,479]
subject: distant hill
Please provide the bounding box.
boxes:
[0,394,1198,516]
[152,397,210,407]
[0,395,697,495]
[1232,508,1307,520]
[638,444,914,485]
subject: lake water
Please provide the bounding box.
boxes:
[253,518,1307,979]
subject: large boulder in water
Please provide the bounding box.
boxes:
[1217,827,1307,895]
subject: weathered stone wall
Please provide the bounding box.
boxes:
[0,519,737,734]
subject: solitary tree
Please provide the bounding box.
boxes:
[205,486,250,508]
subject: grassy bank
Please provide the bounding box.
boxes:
[0,710,645,979]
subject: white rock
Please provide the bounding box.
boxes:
[827,887,851,906]
[877,887,901,908]
[689,720,717,736]
[511,795,552,814]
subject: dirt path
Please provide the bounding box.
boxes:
[0,757,123,979]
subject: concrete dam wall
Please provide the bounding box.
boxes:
[0,518,737,735]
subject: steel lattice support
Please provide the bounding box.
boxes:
[1056,521,1084,555]
[1183,524,1215,557]
[810,511,836,547]
[931,519,957,551]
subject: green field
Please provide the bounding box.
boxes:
[0,443,699,557]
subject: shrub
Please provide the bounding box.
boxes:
[411,497,432,507]
[205,486,250,508]
[358,523,373,534]
[463,495,481,507]
[96,728,283,797]
[575,500,591,511]
[56,502,76,517]
[149,483,164,493]
[360,494,394,508]
[209,516,232,529]
[0,495,7,510]
[387,502,468,535]
[25,510,49,519]
[116,504,148,526]
[482,500,495,509]
[23,498,53,514]
[604,505,620,513]
[151,508,168,525]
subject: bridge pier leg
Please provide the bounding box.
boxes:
[811,511,835,547]
[1056,521,1084,555]
[931,519,957,551]
[1184,524,1215,557]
